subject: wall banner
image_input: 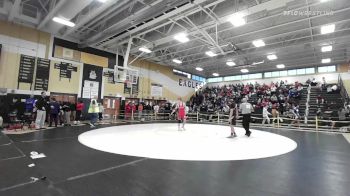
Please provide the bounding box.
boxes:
[178,79,204,89]
[81,64,103,99]
[151,83,163,97]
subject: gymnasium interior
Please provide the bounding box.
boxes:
[0,0,350,195]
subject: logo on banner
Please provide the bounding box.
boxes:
[89,70,97,80]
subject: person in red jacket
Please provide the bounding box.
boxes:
[125,101,132,120]
[76,100,84,123]
[131,101,136,120]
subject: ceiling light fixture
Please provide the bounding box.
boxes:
[240,69,249,73]
[267,54,278,60]
[276,64,285,69]
[174,33,190,43]
[252,60,264,65]
[139,47,152,53]
[252,39,265,47]
[205,51,217,57]
[321,24,335,34]
[321,45,333,52]
[322,58,331,63]
[172,59,182,64]
[196,67,203,71]
[226,61,236,66]
[227,13,246,27]
[52,17,75,27]
[212,73,219,77]
[97,0,108,2]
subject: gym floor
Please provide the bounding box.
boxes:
[1,122,350,196]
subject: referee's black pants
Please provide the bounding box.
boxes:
[242,114,251,135]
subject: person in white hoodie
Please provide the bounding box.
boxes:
[262,105,271,125]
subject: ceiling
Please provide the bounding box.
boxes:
[0,0,349,77]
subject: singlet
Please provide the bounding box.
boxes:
[178,102,185,118]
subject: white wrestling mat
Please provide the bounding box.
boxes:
[78,123,297,161]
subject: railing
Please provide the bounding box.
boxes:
[338,74,349,105]
[304,84,311,121]
[107,110,350,133]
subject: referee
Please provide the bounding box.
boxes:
[239,98,254,137]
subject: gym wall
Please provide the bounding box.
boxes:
[0,20,199,101]
[129,59,200,101]
[48,60,81,94]
[0,20,50,90]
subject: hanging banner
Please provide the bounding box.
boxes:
[34,58,51,91]
[82,64,103,99]
[151,83,163,97]
[54,62,77,81]
[18,55,35,87]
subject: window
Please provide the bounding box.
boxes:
[279,71,288,76]
[297,68,306,75]
[234,75,242,80]
[224,76,235,81]
[248,73,262,79]
[207,77,223,83]
[305,68,315,74]
[288,69,297,76]
[192,75,206,82]
[272,71,280,77]
[241,75,249,80]
[318,65,336,73]
[264,72,272,78]
[328,65,336,72]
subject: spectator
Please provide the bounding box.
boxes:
[316,108,322,118]
[262,105,271,125]
[325,85,331,94]
[125,101,132,120]
[138,102,143,120]
[331,85,338,93]
[88,99,99,128]
[316,94,324,105]
[70,102,76,122]
[333,107,347,128]
[49,98,60,127]
[76,100,84,123]
[153,103,159,120]
[144,102,152,120]
[25,95,35,113]
[98,103,104,121]
[321,77,326,90]
[290,104,301,128]
[35,92,48,130]
[311,78,317,86]
[306,78,311,85]
[62,102,71,126]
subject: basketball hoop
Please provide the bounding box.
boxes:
[114,66,139,84]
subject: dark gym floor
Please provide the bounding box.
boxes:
[1,122,350,196]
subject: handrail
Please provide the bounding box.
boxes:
[114,110,350,133]
[304,84,311,122]
[338,74,349,105]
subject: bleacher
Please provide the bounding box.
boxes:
[297,84,309,116]
[308,85,343,118]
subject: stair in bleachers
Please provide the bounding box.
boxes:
[297,85,309,116]
[308,85,343,117]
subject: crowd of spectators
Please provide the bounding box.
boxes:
[189,80,304,118]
